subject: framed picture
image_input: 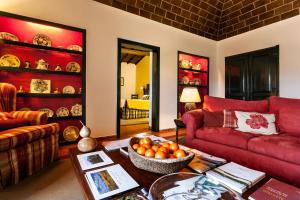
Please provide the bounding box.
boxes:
[120,77,124,86]
[30,79,51,93]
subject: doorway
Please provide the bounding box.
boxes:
[117,39,160,138]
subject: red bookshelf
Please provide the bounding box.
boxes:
[0,12,86,144]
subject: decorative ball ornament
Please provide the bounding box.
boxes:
[77,137,97,153]
[79,125,91,137]
[77,122,97,152]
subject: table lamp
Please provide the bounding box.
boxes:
[180,87,201,112]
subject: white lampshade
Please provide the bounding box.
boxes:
[180,87,201,103]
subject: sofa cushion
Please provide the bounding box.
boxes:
[0,123,59,152]
[248,135,300,165]
[203,96,269,113]
[203,110,223,127]
[278,107,300,136]
[235,111,277,135]
[0,119,30,131]
[269,96,300,113]
[195,127,256,149]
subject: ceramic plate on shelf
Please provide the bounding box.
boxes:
[67,45,82,52]
[0,54,20,67]
[39,108,54,117]
[56,107,69,117]
[71,104,82,116]
[32,34,51,47]
[181,76,189,84]
[0,32,19,41]
[30,79,51,93]
[192,63,202,71]
[180,60,190,69]
[63,86,75,94]
[66,62,81,73]
[63,126,79,142]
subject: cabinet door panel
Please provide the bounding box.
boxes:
[249,48,279,100]
[225,56,248,100]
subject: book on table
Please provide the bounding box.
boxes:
[188,149,226,173]
[249,178,300,200]
[206,162,266,194]
[77,150,114,171]
[85,164,139,200]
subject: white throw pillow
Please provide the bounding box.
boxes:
[235,111,277,135]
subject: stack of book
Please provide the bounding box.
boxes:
[188,149,226,173]
[206,162,266,194]
[249,178,300,200]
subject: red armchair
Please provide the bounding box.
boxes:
[0,83,60,189]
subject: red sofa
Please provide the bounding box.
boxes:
[182,95,300,187]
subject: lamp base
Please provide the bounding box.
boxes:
[184,103,196,112]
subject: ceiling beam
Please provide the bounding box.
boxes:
[121,48,150,57]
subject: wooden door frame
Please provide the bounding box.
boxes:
[117,38,160,138]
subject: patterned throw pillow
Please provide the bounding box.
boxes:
[223,110,238,128]
[235,111,277,135]
[203,110,224,127]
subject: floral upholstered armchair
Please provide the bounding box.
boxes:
[0,83,60,189]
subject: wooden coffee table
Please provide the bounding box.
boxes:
[69,141,270,200]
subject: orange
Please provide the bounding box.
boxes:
[136,146,146,156]
[139,137,152,146]
[132,144,140,150]
[155,150,167,159]
[161,142,170,149]
[142,143,152,149]
[169,143,179,152]
[174,149,186,158]
[158,146,169,154]
[169,154,176,159]
[145,149,155,158]
[151,145,160,152]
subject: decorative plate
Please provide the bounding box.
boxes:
[0,54,20,67]
[63,86,75,94]
[33,34,51,47]
[56,107,69,117]
[0,59,9,67]
[39,108,54,117]
[182,76,189,84]
[0,32,19,41]
[180,60,190,69]
[63,126,79,142]
[30,79,51,93]
[193,63,202,71]
[67,45,82,52]
[71,104,82,116]
[66,62,81,73]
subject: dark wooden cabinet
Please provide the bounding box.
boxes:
[225,46,279,100]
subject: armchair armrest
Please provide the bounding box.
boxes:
[10,111,48,125]
[182,109,204,141]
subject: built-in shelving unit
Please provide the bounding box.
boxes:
[177,51,209,118]
[0,11,86,144]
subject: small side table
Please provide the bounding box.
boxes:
[174,119,186,143]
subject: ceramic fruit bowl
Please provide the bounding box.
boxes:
[128,137,194,174]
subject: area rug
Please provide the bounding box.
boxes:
[0,159,83,200]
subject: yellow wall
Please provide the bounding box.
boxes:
[136,56,150,98]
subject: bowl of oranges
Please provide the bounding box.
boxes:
[128,137,194,174]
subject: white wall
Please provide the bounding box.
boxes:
[121,62,136,100]
[214,15,300,98]
[0,0,217,137]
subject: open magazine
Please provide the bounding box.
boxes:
[85,164,139,199]
[77,151,113,171]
